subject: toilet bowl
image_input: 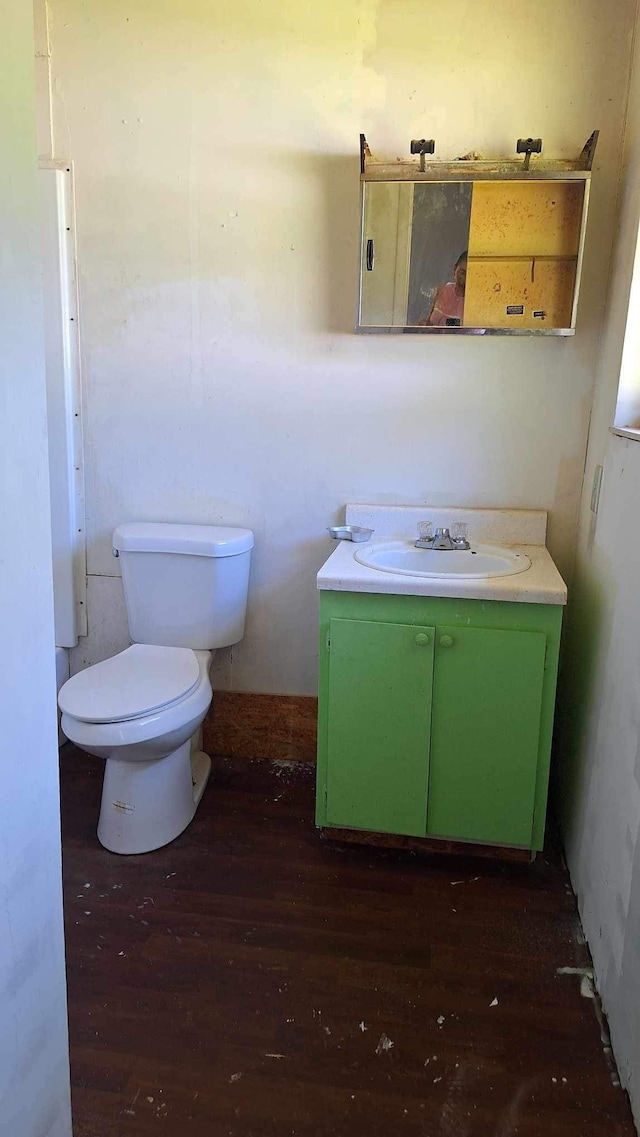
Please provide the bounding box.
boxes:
[60,646,214,854]
[58,521,254,854]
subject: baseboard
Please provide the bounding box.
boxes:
[203,691,318,763]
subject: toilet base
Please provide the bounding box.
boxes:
[97,741,212,855]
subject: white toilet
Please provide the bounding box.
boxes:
[58,522,253,855]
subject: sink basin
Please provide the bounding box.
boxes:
[354,541,531,580]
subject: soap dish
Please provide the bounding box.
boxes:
[327,525,374,543]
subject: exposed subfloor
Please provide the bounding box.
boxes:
[60,743,636,1137]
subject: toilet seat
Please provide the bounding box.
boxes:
[58,644,200,724]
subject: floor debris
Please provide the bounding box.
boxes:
[556,966,596,998]
[581,975,595,999]
[60,744,636,1137]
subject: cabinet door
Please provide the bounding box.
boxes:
[468,181,584,258]
[326,618,434,836]
[464,257,577,329]
[360,182,414,327]
[427,625,546,846]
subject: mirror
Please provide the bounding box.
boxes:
[358,178,587,334]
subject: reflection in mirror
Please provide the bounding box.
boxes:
[359,182,414,327]
[408,183,471,326]
[358,178,586,333]
[359,181,472,329]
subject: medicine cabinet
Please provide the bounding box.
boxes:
[357,132,597,336]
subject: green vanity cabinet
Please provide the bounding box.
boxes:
[428,624,546,846]
[325,619,435,836]
[316,591,563,853]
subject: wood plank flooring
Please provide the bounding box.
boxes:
[60,744,636,1137]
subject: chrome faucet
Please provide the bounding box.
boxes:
[415,522,470,551]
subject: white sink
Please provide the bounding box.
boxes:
[354,541,531,580]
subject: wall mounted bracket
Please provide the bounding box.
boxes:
[516,137,543,170]
[410,138,436,172]
[579,129,600,170]
[359,133,372,175]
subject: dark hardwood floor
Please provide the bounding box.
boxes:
[60,743,635,1137]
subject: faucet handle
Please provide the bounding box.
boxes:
[451,522,470,548]
[418,521,433,541]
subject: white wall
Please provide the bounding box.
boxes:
[0,2,71,1135]
[48,0,636,694]
[560,2,640,1125]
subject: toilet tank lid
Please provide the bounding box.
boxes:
[113,522,254,557]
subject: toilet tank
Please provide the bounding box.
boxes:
[112,523,254,649]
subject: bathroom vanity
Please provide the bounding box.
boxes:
[315,506,567,857]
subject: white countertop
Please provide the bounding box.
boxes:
[317,506,567,605]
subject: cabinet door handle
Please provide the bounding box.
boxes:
[366,238,375,271]
[414,633,430,647]
[439,634,454,648]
